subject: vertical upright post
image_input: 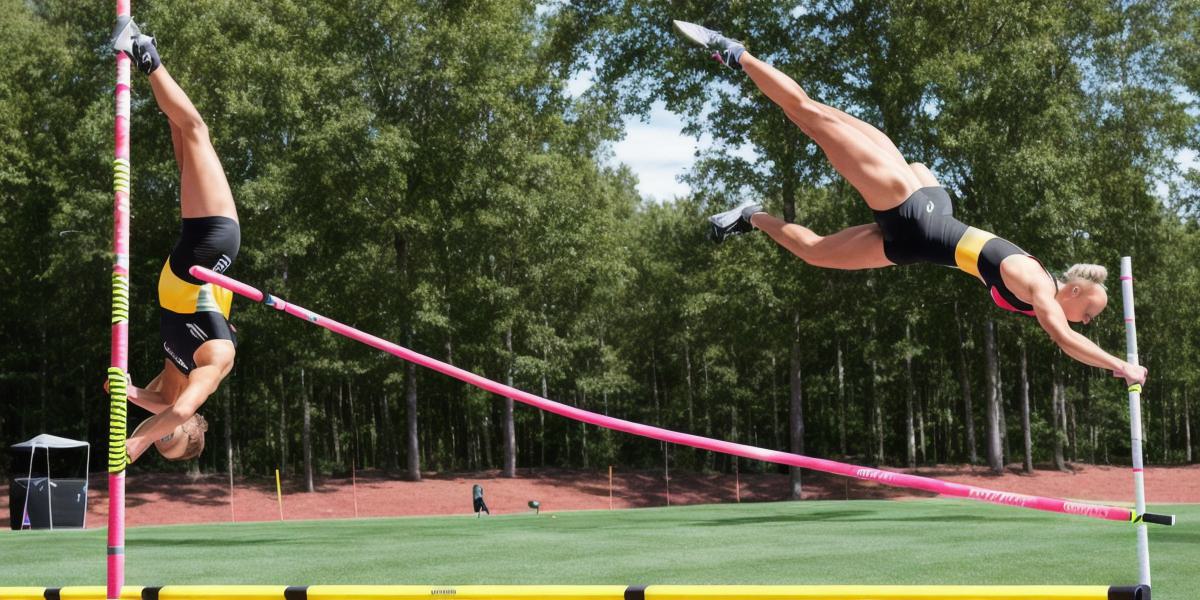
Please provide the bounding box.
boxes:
[107,1,132,599]
[276,469,285,520]
[1120,256,1151,586]
[351,462,359,518]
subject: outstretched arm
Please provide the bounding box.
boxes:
[126,344,232,462]
[1031,291,1146,385]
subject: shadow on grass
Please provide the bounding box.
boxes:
[691,510,875,526]
[130,536,293,547]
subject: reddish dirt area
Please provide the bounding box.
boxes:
[2,464,1196,528]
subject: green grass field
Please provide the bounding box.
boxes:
[1,500,1196,597]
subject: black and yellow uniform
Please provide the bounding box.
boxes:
[872,187,1053,316]
[158,216,240,374]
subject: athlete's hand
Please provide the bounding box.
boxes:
[102,373,135,397]
[1113,362,1148,386]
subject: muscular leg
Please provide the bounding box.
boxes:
[750,213,893,270]
[823,105,908,170]
[740,52,921,210]
[148,67,237,221]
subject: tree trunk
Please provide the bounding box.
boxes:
[301,367,314,493]
[224,385,234,478]
[580,393,589,469]
[905,324,916,469]
[1052,361,1067,471]
[984,320,1003,473]
[837,340,846,456]
[995,324,1007,464]
[1156,381,1166,460]
[540,336,549,468]
[684,336,695,432]
[332,382,343,467]
[348,379,360,473]
[771,355,781,451]
[917,390,927,465]
[539,371,547,468]
[379,393,395,471]
[954,303,978,464]
[1020,342,1033,473]
[789,311,804,500]
[502,327,516,478]
[651,346,660,420]
[278,373,288,476]
[872,358,884,462]
[1185,386,1193,463]
[1068,387,1077,462]
[368,392,378,467]
[404,355,420,480]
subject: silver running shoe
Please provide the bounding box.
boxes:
[672,20,746,70]
[111,16,161,74]
[708,202,763,242]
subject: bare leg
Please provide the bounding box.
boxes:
[750,213,893,270]
[740,52,921,210]
[814,104,942,191]
[823,105,908,169]
[148,67,237,221]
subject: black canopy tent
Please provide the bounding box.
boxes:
[9,434,90,530]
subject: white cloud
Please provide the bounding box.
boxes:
[612,101,758,202]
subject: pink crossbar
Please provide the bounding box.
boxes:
[192,266,1144,523]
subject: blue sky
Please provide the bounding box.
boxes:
[570,74,1197,205]
[568,71,758,202]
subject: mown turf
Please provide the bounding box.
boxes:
[1,500,1196,598]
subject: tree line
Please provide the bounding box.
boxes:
[1,1,1197,495]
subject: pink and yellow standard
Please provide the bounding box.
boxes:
[191,266,1175,527]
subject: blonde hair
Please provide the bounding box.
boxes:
[1062,263,1108,289]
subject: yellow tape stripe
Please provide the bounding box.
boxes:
[1127,384,1142,394]
[111,273,130,324]
[953,227,995,280]
[108,367,128,473]
[113,159,130,193]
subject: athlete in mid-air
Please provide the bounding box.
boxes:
[107,18,240,462]
[673,20,1146,386]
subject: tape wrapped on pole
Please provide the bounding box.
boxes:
[108,3,133,600]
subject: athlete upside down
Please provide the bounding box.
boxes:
[106,18,240,463]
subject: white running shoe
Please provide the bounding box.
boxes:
[672,20,747,70]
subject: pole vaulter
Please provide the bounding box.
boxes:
[191,266,1175,527]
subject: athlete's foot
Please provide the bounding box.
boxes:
[111,16,161,75]
[708,202,763,242]
[672,20,746,70]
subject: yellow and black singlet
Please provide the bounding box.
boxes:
[871,187,1053,317]
[158,216,240,374]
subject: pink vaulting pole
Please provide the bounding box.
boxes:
[192,266,1176,526]
[108,2,132,599]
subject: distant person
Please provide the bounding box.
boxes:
[473,484,490,516]
[673,20,1146,387]
[107,18,240,464]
